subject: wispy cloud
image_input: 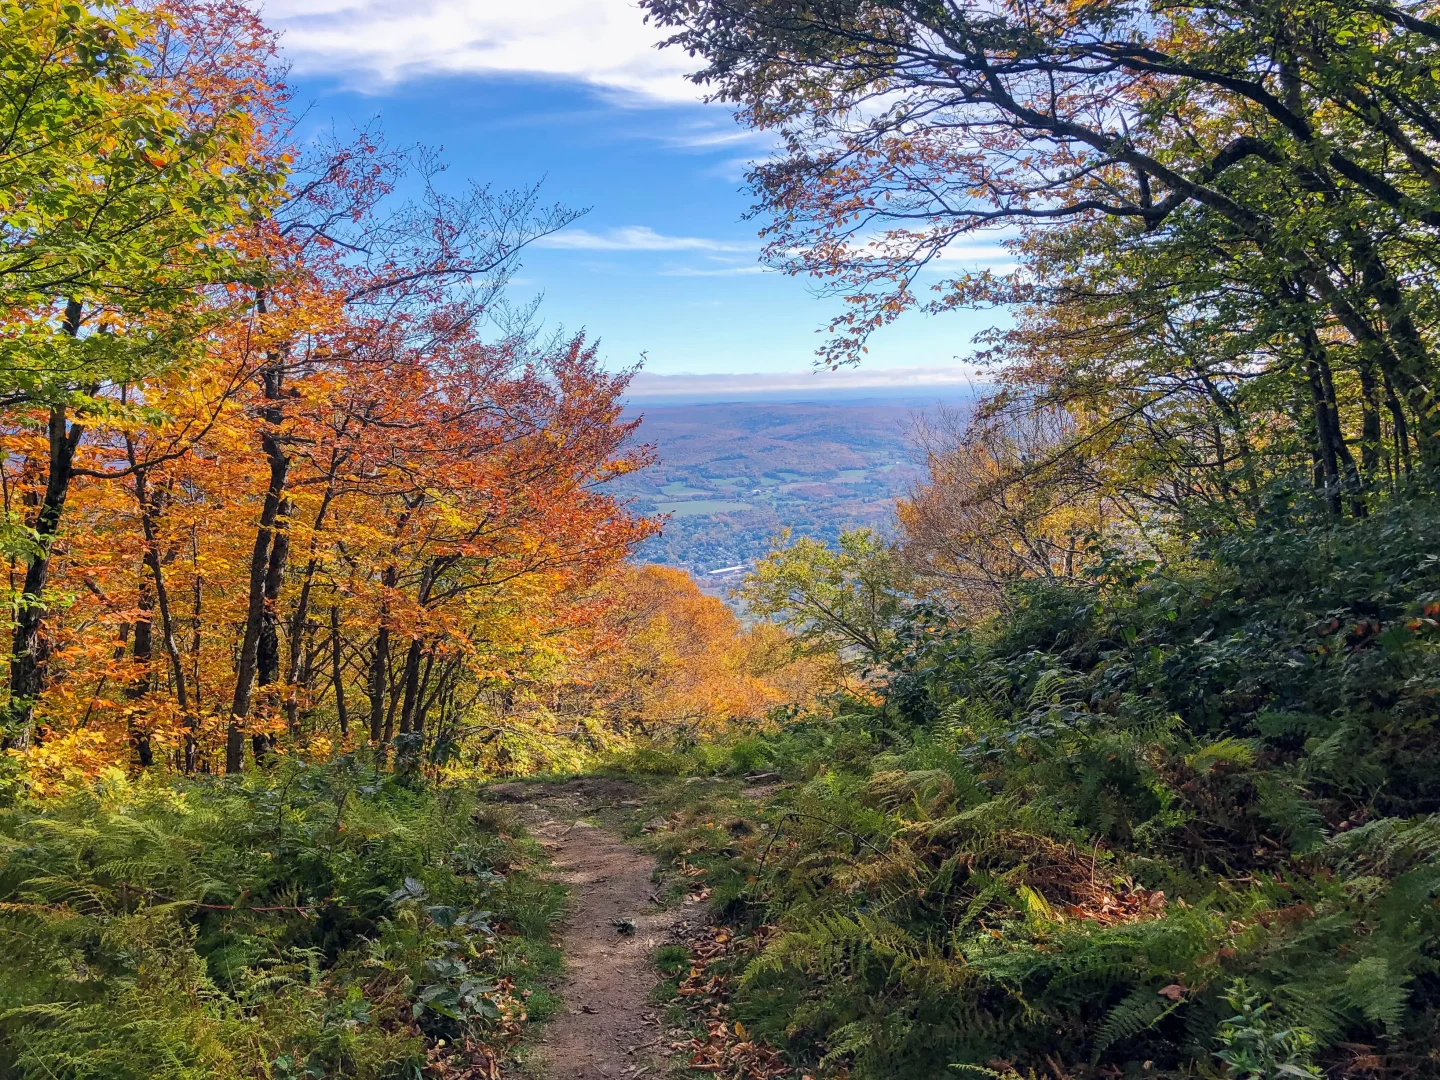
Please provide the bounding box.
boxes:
[651,122,772,152]
[265,0,699,100]
[536,226,752,252]
[926,240,1019,274]
[660,264,768,277]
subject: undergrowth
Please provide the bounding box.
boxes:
[626,498,1440,1080]
[0,757,563,1080]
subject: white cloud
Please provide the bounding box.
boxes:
[536,226,751,252]
[656,125,769,151]
[264,0,702,100]
[927,240,1019,274]
[660,264,768,277]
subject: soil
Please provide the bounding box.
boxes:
[489,779,697,1080]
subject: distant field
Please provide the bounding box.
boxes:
[659,481,710,496]
[617,398,965,574]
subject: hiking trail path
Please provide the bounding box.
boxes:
[485,778,698,1080]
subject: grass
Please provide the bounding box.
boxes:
[660,481,713,497]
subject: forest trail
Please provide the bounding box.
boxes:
[486,779,691,1080]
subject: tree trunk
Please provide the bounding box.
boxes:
[1353,356,1386,481]
[1381,371,1415,482]
[228,365,289,773]
[6,300,85,750]
[187,525,202,772]
[132,469,194,770]
[252,496,290,764]
[1305,360,1343,515]
[366,499,421,768]
[1313,343,1367,516]
[283,487,335,738]
[397,638,424,736]
[368,564,397,758]
[1348,237,1440,472]
[127,575,155,768]
[412,649,436,739]
[331,604,349,738]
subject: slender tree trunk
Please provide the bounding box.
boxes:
[1305,360,1343,515]
[416,657,453,737]
[187,525,202,772]
[397,638,424,736]
[283,487,335,737]
[1353,357,1386,480]
[1313,344,1366,516]
[126,442,202,769]
[383,654,403,746]
[6,300,85,750]
[412,649,436,739]
[366,498,421,767]
[252,496,290,764]
[133,476,193,762]
[1347,238,1440,472]
[228,361,289,773]
[143,545,191,741]
[127,575,155,768]
[369,564,397,757]
[77,576,132,732]
[1381,371,1415,481]
[331,604,348,738]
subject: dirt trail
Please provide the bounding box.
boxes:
[487,779,688,1080]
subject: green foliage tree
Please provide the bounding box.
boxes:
[737,528,908,666]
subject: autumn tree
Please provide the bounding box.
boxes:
[213,129,583,771]
[0,0,283,749]
[584,564,836,736]
[899,407,1111,615]
[310,331,653,769]
[0,0,667,786]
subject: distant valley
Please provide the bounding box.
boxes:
[617,396,971,583]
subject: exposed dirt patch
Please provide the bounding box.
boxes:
[487,781,700,1080]
[486,778,645,806]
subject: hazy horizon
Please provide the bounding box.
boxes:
[623,366,988,406]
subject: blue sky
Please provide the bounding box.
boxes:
[268,0,1010,381]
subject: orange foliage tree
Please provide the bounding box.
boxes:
[577,565,839,739]
[0,0,661,788]
[419,563,841,778]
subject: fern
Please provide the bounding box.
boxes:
[1093,985,1182,1055]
